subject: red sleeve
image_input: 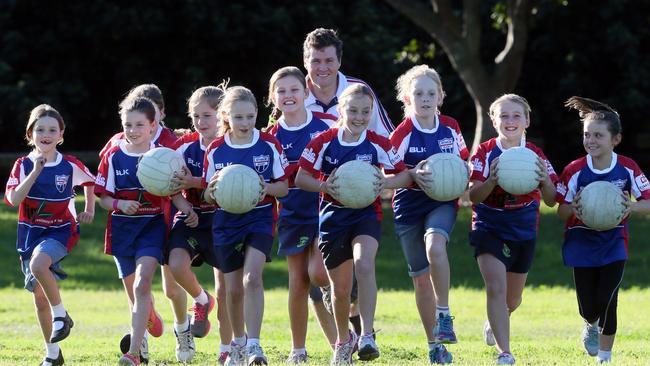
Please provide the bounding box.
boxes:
[469,143,489,182]
[99,132,124,158]
[527,143,559,185]
[4,158,24,206]
[158,127,180,148]
[94,150,115,197]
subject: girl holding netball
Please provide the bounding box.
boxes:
[468,94,557,365]
[203,85,288,366]
[296,84,411,365]
[557,97,650,364]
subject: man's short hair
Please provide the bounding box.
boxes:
[303,28,343,61]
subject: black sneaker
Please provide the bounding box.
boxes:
[119,333,149,364]
[50,312,74,343]
[39,349,64,366]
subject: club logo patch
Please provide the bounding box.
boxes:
[301,148,316,164]
[438,137,454,153]
[610,179,627,190]
[55,175,69,193]
[356,154,373,163]
[253,155,270,173]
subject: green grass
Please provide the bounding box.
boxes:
[1,201,649,365]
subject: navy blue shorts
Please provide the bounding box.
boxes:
[277,219,319,256]
[214,232,274,273]
[166,222,219,268]
[470,229,536,274]
[319,219,381,270]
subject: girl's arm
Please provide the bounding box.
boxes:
[557,203,574,221]
[626,197,650,216]
[262,179,288,198]
[6,156,46,206]
[99,194,141,215]
[383,169,412,190]
[295,167,339,196]
[171,194,199,228]
[77,185,96,224]
[170,166,203,190]
[469,157,498,204]
[536,157,557,207]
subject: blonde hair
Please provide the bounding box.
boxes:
[395,64,445,117]
[265,66,307,125]
[489,94,531,120]
[217,86,257,136]
[187,84,226,116]
[335,84,374,127]
[25,104,65,146]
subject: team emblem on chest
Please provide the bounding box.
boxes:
[253,154,270,173]
[356,154,372,163]
[438,138,454,153]
[55,174,69,193]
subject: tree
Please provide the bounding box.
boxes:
[383,0,533,153]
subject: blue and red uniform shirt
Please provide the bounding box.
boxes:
[390,115,469,224]
[268,109,333,224]
[4,152,95,260]
[469,138,557,242]
[298,128,406,235]
[556,152,650,267]
[99,125,178,158]
[203,129,288,245]
[95,143,171,256]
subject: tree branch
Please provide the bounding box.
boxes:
[463,0,482,56]
[494,0,532,88]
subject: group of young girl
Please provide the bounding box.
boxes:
[5,62,649,366]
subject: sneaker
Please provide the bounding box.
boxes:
[582,322,599,357]
[39,349,64,366]
[331,331,358,365]
[191,292,216,338]
[118,353,141,366]
[225,342,248,366]
[321,286,333,315]
[286,350,308,364]
[596,355,611,364]
[175,321,196,362]
[247,343,268,365]
[428,343,453,364]
[119,333,149,364]
[357,334,380,361]
[483,320,496,346]
[50,312,74,343]
[433,314,458,344]
[496,352,515,365]
[147,301,164,337]
[218,351,230,365]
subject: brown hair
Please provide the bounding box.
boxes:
[265,66,307,126]
[565,96,622,136]
[127,84,165,111]
[335,84,374,127]
[119,96,157,124]
[25,104,65,146]
[217,86,257,136]
[303,28,343,61]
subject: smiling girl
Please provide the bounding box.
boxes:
[468,94,557,365]
[4,104,96,366]
[557,97,650,364]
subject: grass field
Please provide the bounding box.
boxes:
[1,202,649,365]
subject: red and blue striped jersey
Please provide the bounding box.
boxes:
[5,152,95,259]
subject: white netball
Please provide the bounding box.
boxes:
[579,181,626,231]
[497,147,540,195]
[137,147,186,196]
[333,160,381,209]
[209,164,263,214]
[420,153,469,201]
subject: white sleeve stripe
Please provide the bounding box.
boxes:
[205,151,215,181]
[396,133,411,161]
[313,141,330,171]
[106,156,116,193]
[266,141,285,179]
[450,129,461,156]
[71,162,94,187]
[371,142,394,170]
[626,167,642,199]
[176,142,191,156]
[565,171,581,202]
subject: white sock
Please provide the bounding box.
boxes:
[436,306,450,317]
[51,303,66,331]
[175,317,189,334]
[246,338,260,347]
[428,341,438,351]
[45,342,60,359]
[292,347,306,355]
[220,343,231,353]
[597,350,611,361]
[234,335,247,346]
[193,289,208,305]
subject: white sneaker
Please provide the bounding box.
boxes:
[286,350,308,364]
[582,322,599,356]
[484,320,496,346]
[357,334,380,361]
[247,343,268,365]
[496,352,515,365]
[175,320,196,362]
[331,331,358,365]
[140,336,149,364]
[596,355,611,364]
[225,342,248,366]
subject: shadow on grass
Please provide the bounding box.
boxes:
[1,203,649,291]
